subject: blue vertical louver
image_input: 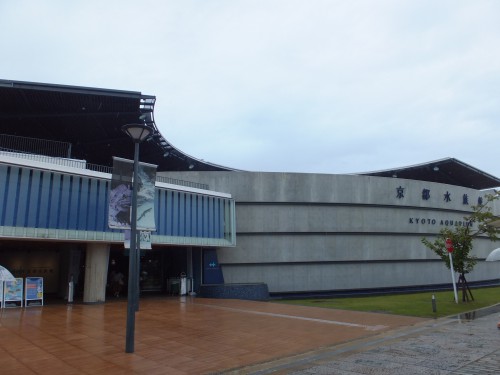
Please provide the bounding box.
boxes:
[0,164,232,240]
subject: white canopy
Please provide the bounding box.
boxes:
[486,248,500,262]
[0,265,15,281]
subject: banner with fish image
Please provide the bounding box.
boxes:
[109,157,133,229]
[109,157,157,231]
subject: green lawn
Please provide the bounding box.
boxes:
[273,287,500,318]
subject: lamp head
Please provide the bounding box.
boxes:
[121,123,153,143]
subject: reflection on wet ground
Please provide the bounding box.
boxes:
[240,304,500,374]
[455,303,500,321]
[0,297,425,375]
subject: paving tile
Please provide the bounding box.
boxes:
[2,296,479,375]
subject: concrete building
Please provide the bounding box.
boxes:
[166,168,500,295]
[1,79,499,301]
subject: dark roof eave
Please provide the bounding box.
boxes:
[0,78,147,99]
[359,157,500,190]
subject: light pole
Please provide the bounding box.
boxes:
[122,123,153,353]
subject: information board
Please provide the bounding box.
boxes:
[3,278,24,307]
[124,230,152,249]
[25,277,44,307]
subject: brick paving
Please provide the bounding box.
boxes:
[0,297,499,374]
[0,297,423,374]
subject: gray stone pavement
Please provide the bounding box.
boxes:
[234,305,500,375]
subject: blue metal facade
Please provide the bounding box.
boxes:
[0,161,235,246]
[156,189,227,239]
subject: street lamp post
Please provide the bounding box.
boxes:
[122,123,152,353]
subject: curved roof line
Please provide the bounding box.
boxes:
[2,79,498,188]
[0,79,235,172]
[359,157,500,190]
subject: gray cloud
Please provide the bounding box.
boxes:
[1,0,499,178]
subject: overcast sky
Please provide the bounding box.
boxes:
[1,1,499,177]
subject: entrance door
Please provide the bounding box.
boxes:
[140,252,163,292]
[108,246,200,295]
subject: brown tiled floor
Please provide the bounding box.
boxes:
[0,297,427,374]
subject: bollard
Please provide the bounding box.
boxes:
[431,294,436,313]
[68,276,74,304]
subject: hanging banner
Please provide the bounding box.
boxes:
[136,162,157,231]
[109,157,157,231]
[109,157,133,229]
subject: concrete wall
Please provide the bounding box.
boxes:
[165,171,500,293]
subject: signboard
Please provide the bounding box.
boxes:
[25,277,44,307]
[3,278,24,307]
[203,249,224,284]
[124,230,152,250]
[445,238,454,253]
[445,238,458,303]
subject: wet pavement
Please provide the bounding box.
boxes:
[0,297,499,374]
[233,305,500,375]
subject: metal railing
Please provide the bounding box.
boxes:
[0,151,87,169]
[0,133,71,158]
[156,176,209,190]
[1,148,210,190]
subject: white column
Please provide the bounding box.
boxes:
[187,247,193,294]
[83,243,110,303]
